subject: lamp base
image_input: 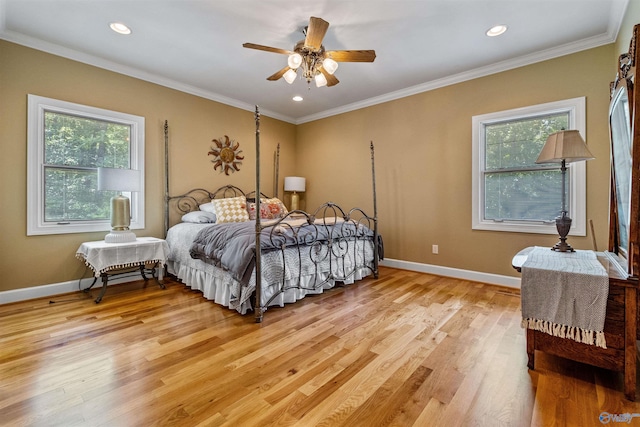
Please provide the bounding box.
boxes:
[105,230,137,243]
[551,241,574,252]
[551,213,574,252]
[291,192,300,211]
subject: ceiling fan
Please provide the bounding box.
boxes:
[243,16,376,88]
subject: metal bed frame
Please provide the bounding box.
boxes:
[164,106,379,322]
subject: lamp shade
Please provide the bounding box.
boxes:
[97,167,141,192]
[535,130,595,164]
[284,176,306,192]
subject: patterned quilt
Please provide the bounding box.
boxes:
[189,218,376,287]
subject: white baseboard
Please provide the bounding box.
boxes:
[0,261,519,305]
[379,258,521,289]
[0,268,164,305]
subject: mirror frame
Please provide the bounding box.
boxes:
[609,24,640,278]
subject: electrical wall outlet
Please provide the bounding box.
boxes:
[432,244,439,254]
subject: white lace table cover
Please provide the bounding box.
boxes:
[76,237,169,277]
[521,246,609,348]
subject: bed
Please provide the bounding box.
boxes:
[163,108,381,322]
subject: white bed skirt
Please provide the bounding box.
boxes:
[167,259,372,315]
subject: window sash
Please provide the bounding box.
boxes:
[483,168,567,222]
[43,166,114,223]
[483,111,569,172]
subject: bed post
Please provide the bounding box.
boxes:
[371,141,379,278]
[164,120,170,239]
[274,143,280,198]
[254,106,264,323]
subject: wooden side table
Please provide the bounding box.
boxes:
[76,237,170,303]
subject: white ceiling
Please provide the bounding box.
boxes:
[0,0,629,124]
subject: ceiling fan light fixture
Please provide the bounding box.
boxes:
[322,57,338,75]
[287,53,303,69]
[243,16,375,88]
[283,68,298,84]
[315,73,327,88]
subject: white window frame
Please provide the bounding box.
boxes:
[472,97,587,235]
[27,95,145,236]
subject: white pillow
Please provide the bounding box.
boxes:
[182,211,217,223]
[199,202,216,213]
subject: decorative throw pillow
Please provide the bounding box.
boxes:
[247,197,288,220]
[211,196,249,223]
[181,211,217,223]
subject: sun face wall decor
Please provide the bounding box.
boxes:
[208,135,244,175]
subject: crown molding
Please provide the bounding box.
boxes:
[294,32,617,124]
[0,28,297,124]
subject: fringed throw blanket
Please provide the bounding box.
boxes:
[520,246,609,348]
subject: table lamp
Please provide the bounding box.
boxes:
[535,130,594,252]
[284,176,305,211]
[98,167,141,243]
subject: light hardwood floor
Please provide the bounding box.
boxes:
[1,266,639,426]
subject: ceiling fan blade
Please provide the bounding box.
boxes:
[319,67,339,87]
[326,50,376,62]
[304,17,329,50]
[267,66,291,81]
[243,43,292,55]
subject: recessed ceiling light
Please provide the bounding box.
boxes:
[292,96,303,102]
[486,25,507,37]
[110,22,132,35]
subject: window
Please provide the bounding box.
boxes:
[472,97,586,235]
[27,95,145,235]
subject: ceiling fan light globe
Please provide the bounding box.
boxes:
[315,73,328,87]
[322,58,338,75]
[287,53,302,69]
[283,69,298,84]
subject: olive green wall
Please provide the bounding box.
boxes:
[296,45,614,278]
[0,40,296,291]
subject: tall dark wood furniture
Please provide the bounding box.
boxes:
[515,24,640,400]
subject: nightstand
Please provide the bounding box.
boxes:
[76,237,170,303]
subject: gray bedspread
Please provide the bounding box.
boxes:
[189,218,377,286]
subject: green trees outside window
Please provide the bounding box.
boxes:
[43,112,132,222]
[483,112,569,222]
